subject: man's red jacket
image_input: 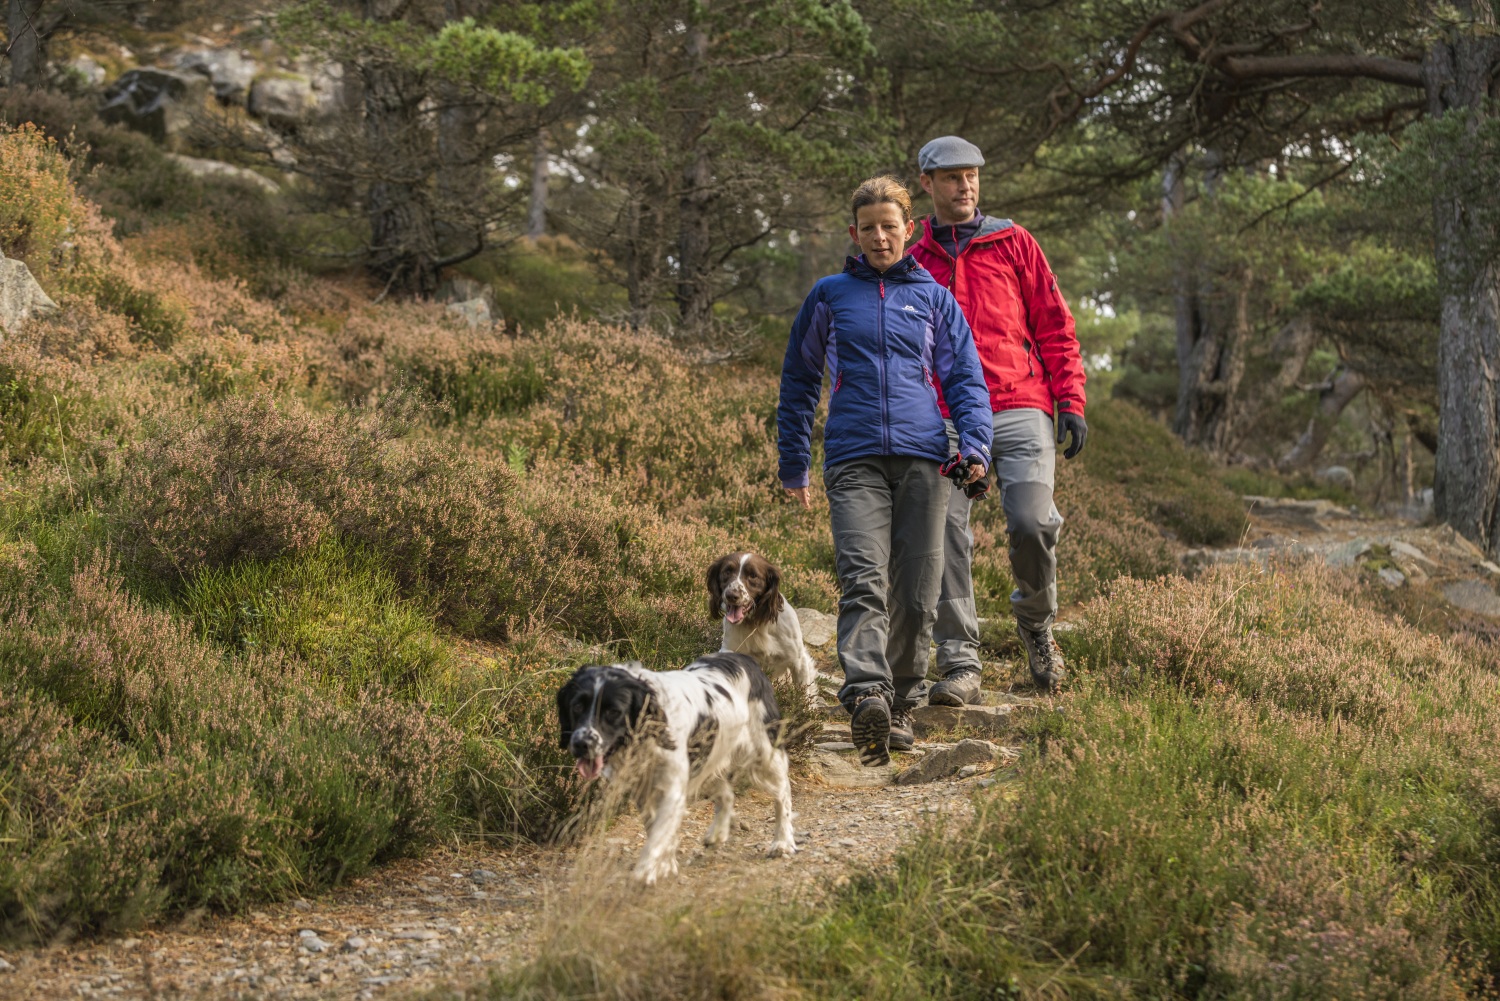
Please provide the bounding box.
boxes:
[911,215,1086,419]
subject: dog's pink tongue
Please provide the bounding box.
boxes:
[575,757,604,781]
[725,606,747,624]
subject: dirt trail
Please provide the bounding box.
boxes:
[0,688,1025,1001]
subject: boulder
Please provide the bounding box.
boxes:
[1315,465,1356,490]
[909,703,1015,739]
[167,153,280,194]
[446,297,493,329]
[437,276,493,307]
[896,739,1001,785]
[175,47,259,103]
[1443,580,1500,618]
[1388,540,1438,572]
[811,747,893,788]
[249,73,317,128]
[100,68,211,142]
[795,607,836,648]
[1376,567,1405,589]
[1323,538,1372,569]
[64,54,107,89]
[0,251,59,336]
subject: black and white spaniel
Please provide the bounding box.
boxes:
[556,653,796,884]
[707,552,819,699]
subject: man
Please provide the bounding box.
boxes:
[908,135,1088,701]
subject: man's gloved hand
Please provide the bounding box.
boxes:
[1057,412,1088,460]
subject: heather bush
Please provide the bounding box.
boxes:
[0,558,463,942]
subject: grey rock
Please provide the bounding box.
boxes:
[1324,538,1373,569]
[299,935,329,953]
[1388,541,1436,570]
[1480,560,1500,577]
[956,764,980,778]
[249,74,317,128]
[65,55,107,88]
[392,929,440,941]
[1242,495,1341,518]
[291,898,312,911]
[795,607,837,648]
[0,251,59,336]
[837,837,857,847]
[1444,580,1500,618]
[1377,567,1405,589]
[1315,465,1356,490]
[118,938,141,950]
[909,703,1015,739]
[343,937,366,953]
[100,68,210,142]
[437,276,493,306]
[175,47,258,102]
[896,738,1001,785]
[0,957,11,972]
[815,741,855,752]
[469,869,498,883]
[811,747,893,788]
[362,975,405,986]
[446,297,493,329]
[167,153,280,194]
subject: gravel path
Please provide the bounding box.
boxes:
[0,704,1025,1001]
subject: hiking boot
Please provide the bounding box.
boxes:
[928,667,983,707]
[889,705,915,752]
[849,694,891,767]
[1019,624,1066,693]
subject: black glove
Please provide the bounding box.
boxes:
[1057,412,1087,459]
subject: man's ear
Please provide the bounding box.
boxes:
[918,171,934,196]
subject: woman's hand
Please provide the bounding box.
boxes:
[784,486,812,509]
[964,462,987,485]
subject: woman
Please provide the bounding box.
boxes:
[777,175,992,766]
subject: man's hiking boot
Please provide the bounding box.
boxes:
[928,667,982,707]
[888,705,915,752]
[850,694,892,767]
[1019,624,1066,693]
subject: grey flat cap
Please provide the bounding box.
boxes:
[918,135,985,173]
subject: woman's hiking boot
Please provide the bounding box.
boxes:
[1019,624,1066,693]
[928,667,983,707]
[850,693,892,766]
[888,705,915,752]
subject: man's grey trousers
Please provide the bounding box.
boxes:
[936,408,1063,676]
[824,456,947,712]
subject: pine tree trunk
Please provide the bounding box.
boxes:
[527,128,549,241]
[363,60,440,298]
[6,0,44,88]
[675,14,714,331]
[1276,367,1366,473]
[1166,155,1251,458]
[1424,10,1500,557]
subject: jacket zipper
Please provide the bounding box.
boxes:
[878,278,889,454]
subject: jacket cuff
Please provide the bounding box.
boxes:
[781,470,811,490]
[959,438,991,472]
[1057,399,1085,419]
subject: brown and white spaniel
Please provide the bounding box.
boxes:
[707,552,819,698]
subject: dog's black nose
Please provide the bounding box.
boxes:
[570,729,601,758]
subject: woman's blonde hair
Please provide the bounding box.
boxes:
[850,175,912,223]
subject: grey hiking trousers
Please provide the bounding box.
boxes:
[936,408,1063,676]
[824,456,948,713]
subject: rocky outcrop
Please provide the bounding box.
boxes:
[909,703,1016,740]
[175,47,258,103]
[0,251,59,336]
[248,74,318,128]
[167,154,280,194]
[100,68,209,142]
[795,607,836,648]
[438,277,497,330]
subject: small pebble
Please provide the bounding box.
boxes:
[0,958,11,972]
[957,764,979,778]
[291,899,312,912]
[118,939,141,951]
[838,837,858,847]
[393,929,440,941]
[470,869,498,883]
[343,937,367,953]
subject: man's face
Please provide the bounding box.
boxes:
[848,202,915,272]
[920,167,980,225]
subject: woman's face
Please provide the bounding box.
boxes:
[849,202,915,272]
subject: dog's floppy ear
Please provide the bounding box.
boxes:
[556,670,585,749]
[627,678,677,751]
[706,553,732,621]
[755,559,784,625]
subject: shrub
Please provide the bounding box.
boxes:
[0,558,462,942]
[0,122,80,267]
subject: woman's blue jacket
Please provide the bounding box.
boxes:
[777,254,994,488]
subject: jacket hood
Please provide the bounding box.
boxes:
[917,214,1014,255]
[842,254,935,283]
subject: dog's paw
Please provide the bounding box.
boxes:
[766,839,797,859]
[703,825,732,847]
[634,856,679,885]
